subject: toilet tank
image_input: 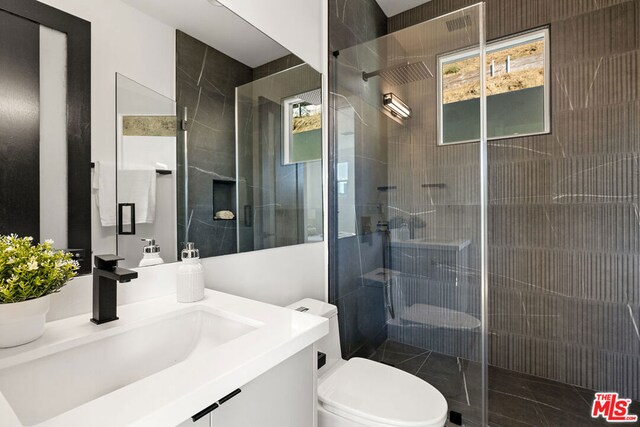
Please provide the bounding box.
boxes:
[287,299,342,376]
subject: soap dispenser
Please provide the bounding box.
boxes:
[176,242,205,303]
[138,238,164,267]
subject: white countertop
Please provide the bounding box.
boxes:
[0,290,328,427]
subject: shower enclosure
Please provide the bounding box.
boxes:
[332,0,640,425]
[331,4,488,425]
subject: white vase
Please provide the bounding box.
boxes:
[0,295,50,348]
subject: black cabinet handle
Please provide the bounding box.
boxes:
[318,351,327,370]
[190,388,241,422]
[191,402,218,422]
[219,388,241,405]
[118,203,136,235]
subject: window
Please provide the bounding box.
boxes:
[438,28,550,145]
[337,162,349,195]
[282,89,322,164]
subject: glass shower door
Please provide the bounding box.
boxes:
[332,4,487,425]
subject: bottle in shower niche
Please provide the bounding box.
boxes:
[176,242,205,303]
[399,222,410,241]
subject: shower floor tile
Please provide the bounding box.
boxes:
[369,340,431,375]
[367,340,639,426]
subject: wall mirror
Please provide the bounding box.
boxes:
[111,74,178,268]
[1,0,323,274]
[235,66,324,254]
[111,0,324,266]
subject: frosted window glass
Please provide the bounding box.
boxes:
[39,25,68,248]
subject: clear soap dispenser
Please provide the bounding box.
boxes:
[176,242,205,303]
[138,238,164,267]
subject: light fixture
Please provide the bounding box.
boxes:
[383,93,411,119]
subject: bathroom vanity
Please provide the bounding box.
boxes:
[0,290,328,427]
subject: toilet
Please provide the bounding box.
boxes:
[288,299,448,427]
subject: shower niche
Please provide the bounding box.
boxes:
[212,179,236,221]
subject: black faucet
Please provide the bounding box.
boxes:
[91,255,138,325]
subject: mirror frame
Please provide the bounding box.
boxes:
[0,0,92,274]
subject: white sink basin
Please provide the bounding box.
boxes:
[0,307,257,426]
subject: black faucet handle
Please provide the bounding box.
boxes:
[94,254,125,270]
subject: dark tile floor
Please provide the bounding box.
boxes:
[369,340,640,427]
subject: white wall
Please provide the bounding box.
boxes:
[322,0,330,302]
[37,0,329,320]
[202,242,325,306]
[218,0,323,72]
[48,242,324,321]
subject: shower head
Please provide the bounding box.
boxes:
[445,14,473,32]
[362,61,433,86]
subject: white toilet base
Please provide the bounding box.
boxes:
[318,401,447,427]
[318,403,368,427]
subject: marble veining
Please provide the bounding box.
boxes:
[176,30,253,257]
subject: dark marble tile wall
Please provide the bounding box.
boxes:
[335,234,388,356]
[252,53,304,81]
[330,0,387,52]
[176,30,252,257]
[329,0,389,358]
[387,0,640,400]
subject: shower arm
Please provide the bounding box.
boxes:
[362,62,410,82]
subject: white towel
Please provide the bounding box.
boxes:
[118,169,156,225]
[93,161,156,227]
[93,161,117,227]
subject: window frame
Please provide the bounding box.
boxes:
[282,95,301,165]
[437,27,551,146]
[282,94,322,165]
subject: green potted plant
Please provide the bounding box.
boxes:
[0,234,79,347]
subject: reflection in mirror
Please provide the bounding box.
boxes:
[119,0,324,261]
[283,89,322,165]
[173,25,323,258]
[236,65,323,252]
[113,74,177,268]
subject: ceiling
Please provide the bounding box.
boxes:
[121,0,290,68]
[375,0,431,17]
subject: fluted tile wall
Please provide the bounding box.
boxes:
[388,0,640,399]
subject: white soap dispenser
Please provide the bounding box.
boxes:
[176,242,205,303]
[138,238,165,267]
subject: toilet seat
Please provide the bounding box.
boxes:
[318,358,448,427]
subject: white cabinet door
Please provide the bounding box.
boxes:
[175,414,209,427]
[211,346,315,427]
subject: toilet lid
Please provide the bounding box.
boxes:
[318,358,448,427]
